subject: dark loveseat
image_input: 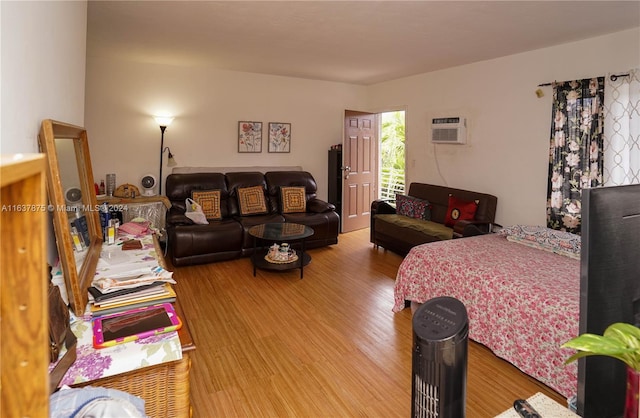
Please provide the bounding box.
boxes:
[370,183,498,256]
[165,171,340,266]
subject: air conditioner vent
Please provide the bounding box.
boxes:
[431,117,466,144]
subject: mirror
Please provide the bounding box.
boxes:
[39,120,102,316]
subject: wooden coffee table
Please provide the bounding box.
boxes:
[248,223,314,278]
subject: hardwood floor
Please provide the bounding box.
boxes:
[169,228,567,417]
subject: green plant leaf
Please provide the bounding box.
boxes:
[562,333,628,353]
[606,323,640,345]
[564,350,636,368]
[562,323,640,371]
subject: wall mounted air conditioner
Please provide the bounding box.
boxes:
[431,117,466,144]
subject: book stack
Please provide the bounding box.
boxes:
[89,265,176,316]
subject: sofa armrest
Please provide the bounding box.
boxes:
[307,198,335,213]
[370,199,397,243]
[371,199,396,216]
[452,219,492,238]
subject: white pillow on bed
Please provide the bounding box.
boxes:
[499,225,581,259]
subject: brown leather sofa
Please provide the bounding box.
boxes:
[165,171,340,266]
[370,183,498,256]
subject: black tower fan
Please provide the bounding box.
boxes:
[412,296,469,418]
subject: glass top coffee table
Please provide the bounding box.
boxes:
[248,222,314,279]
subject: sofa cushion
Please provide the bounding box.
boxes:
[165,172,230,218]
[281,186,306,213]
[237,185,268,216]
[396,194,431,220]
[406,183,497,225]
[192,189,222,220]
[169,219,244,266]
[226,172,274,215]
[281,211,338,242]
[375,214,453,241]
[444,195,479,227]
[265,171,319,213]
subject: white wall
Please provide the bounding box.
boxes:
[1,1,87,265]
[0,0,87,154]
[13,8,634,225]
[367,28,640,227]
[84,56,367,199]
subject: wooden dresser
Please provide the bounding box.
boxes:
[1,154,194,417]
[73,303,194,418]
[0,154,49,417]
[71,235,195,418]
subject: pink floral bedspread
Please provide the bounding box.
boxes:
[394,233,579,399]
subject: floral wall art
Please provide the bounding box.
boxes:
[268,122,291,153]
[238,121,262,153]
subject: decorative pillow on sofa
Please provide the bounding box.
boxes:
[281,186,306,213]
[396,194,432,220]
[237,185,268,216]
[444,195,479,227]
[191,190,222,220]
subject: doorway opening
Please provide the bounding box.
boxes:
[339,109,405,233]
[379,110,406,199]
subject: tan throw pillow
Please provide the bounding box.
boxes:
[237,185,268,216]
[281,186,306,213]
[191,190,222,220]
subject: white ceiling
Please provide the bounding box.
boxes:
[87,1,640,85]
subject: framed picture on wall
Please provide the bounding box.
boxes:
[268,122,291,153]
[238,121,262,153]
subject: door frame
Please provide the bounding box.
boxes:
[340,106,408,233]
[341,110,378,233]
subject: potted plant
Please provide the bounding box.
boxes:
[562,322,640,418]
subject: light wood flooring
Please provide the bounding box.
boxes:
[169,228,566,417]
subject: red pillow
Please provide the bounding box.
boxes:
[444,195,479,227]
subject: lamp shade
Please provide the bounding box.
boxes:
[167,154,178,167]
[154,116,174,127]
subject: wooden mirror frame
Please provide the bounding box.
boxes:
[39,120,102,316]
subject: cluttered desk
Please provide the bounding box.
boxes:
[50,226,194,418]
[36,120,193,417]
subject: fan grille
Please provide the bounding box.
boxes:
[65,187,82,203]
[141,175,156,189]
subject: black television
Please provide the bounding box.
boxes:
[578,183,640,418]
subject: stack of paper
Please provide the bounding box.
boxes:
[89,265,177,316]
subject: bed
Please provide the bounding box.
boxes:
[394,227,581,399]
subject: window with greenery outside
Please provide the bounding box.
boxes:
[380,111,405,201]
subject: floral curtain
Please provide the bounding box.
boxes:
[603,69,640,186]
[546,77,604,235]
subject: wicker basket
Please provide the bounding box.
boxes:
[73,356,191,418]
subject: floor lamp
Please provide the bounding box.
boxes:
[154,116,174,195]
